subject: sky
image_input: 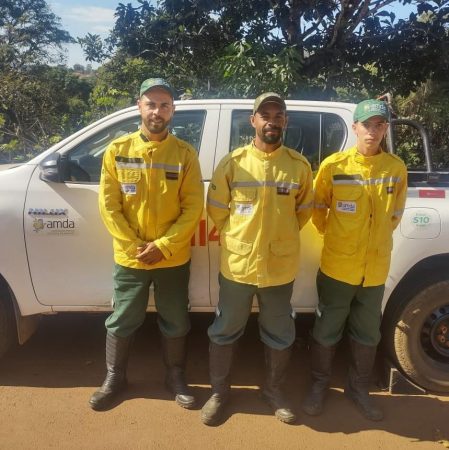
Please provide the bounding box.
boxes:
[49,0,142,68]
[50,0,416,69]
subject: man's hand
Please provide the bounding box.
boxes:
[136,242,164,265]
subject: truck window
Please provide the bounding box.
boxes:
[64,110,206,183]
[393,124,427,171]
[230,110,347,171]
[170,110,206,151]
[321,113,348,161]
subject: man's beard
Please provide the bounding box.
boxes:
[258,126,282,144]
[144,116,171,134]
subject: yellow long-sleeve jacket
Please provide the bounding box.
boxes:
[312,146,407,286]
[207,142,313,287]
[99,130,204,269]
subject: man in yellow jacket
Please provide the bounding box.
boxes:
[90,78,203,411]
[202,93,313,425]
[302,99,407,421]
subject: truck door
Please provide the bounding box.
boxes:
[24,104,218,308]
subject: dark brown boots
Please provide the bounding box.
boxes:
[344,338,383,421]
[261,345,296,424]
[302,340,336,416]
[162,335,196,409]
[201,342,235,425]
[303,338,383,421]
[89,332,133,411]
[90,333,196,411]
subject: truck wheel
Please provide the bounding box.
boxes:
[384,280,449,393]
[0,296,15,358]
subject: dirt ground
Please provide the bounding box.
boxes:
[0,313,448,450]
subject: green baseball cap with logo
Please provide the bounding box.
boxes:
[253,92,286,114]
[353,99,390,122]
[139,78,175,99]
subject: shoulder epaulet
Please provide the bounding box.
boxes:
[284,147,311,167]
[170,135,198,156]
[229,145,247,159]
[385,151,406,165]
[112,130,140,146]
[321,148,352,166]
[216,146,247,170]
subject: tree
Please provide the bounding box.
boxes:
[396,79,449,169]
[0,1,89,162]
[80,0,244,96]
[83,0,449,99]
[0,0,74,70]
[0,66,91,162]
[78,33,108,63]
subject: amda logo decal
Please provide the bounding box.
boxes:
[33,218,45,232]
[32,216,76,235]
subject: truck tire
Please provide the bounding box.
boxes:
[0,295,15,358]
[383,280,449,393]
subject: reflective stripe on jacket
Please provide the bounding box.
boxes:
[312,146,407,286]
[207,142,313,287]
[99,130,204,269]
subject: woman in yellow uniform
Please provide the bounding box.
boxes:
[303,99,407,421]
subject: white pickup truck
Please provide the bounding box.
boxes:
[0,99,448,393]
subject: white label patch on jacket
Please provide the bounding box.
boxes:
[235,203,254,215]
[121,183,137,195]
[336,201,356,213]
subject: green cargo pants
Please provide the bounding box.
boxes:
[312,270,384,347]
[208,273,296,350]
[105,262,191,338]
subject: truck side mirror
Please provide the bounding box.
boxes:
[39,153,67,183]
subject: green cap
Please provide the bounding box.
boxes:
[353,99,390,122]
[253,92,286,114]
[139,78,174,99]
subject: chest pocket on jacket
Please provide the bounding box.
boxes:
[231,188,256,217]
[333,185,362,214]
[117,169,142,184]
[326,184,363,256]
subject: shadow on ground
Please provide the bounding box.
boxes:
[0,312,448,444]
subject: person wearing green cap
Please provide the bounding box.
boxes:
[90,78,204,411]
[302,99,407,421]
[202,92,314,425]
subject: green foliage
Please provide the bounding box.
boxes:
[83,0,242,96]
[78,33,108,63]
[0,65,92,162]
[0,0,91,162]
[394,128,428,170]
[0,0,74,69]
[0,139,19,162]
[81,0,449,169]
[214,41,332,99]
[84,0,449,100]
[84,56,154,122]
[2,0,448,170]
[395,79,449,169]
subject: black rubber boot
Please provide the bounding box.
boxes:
[201,342,234,426]
[162,335,196,409]
[302,340,336,416]
[89,332,133,411]
[261,345,297,424]
[344,338,384,421]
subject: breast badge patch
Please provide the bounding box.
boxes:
[336,201,356,213]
